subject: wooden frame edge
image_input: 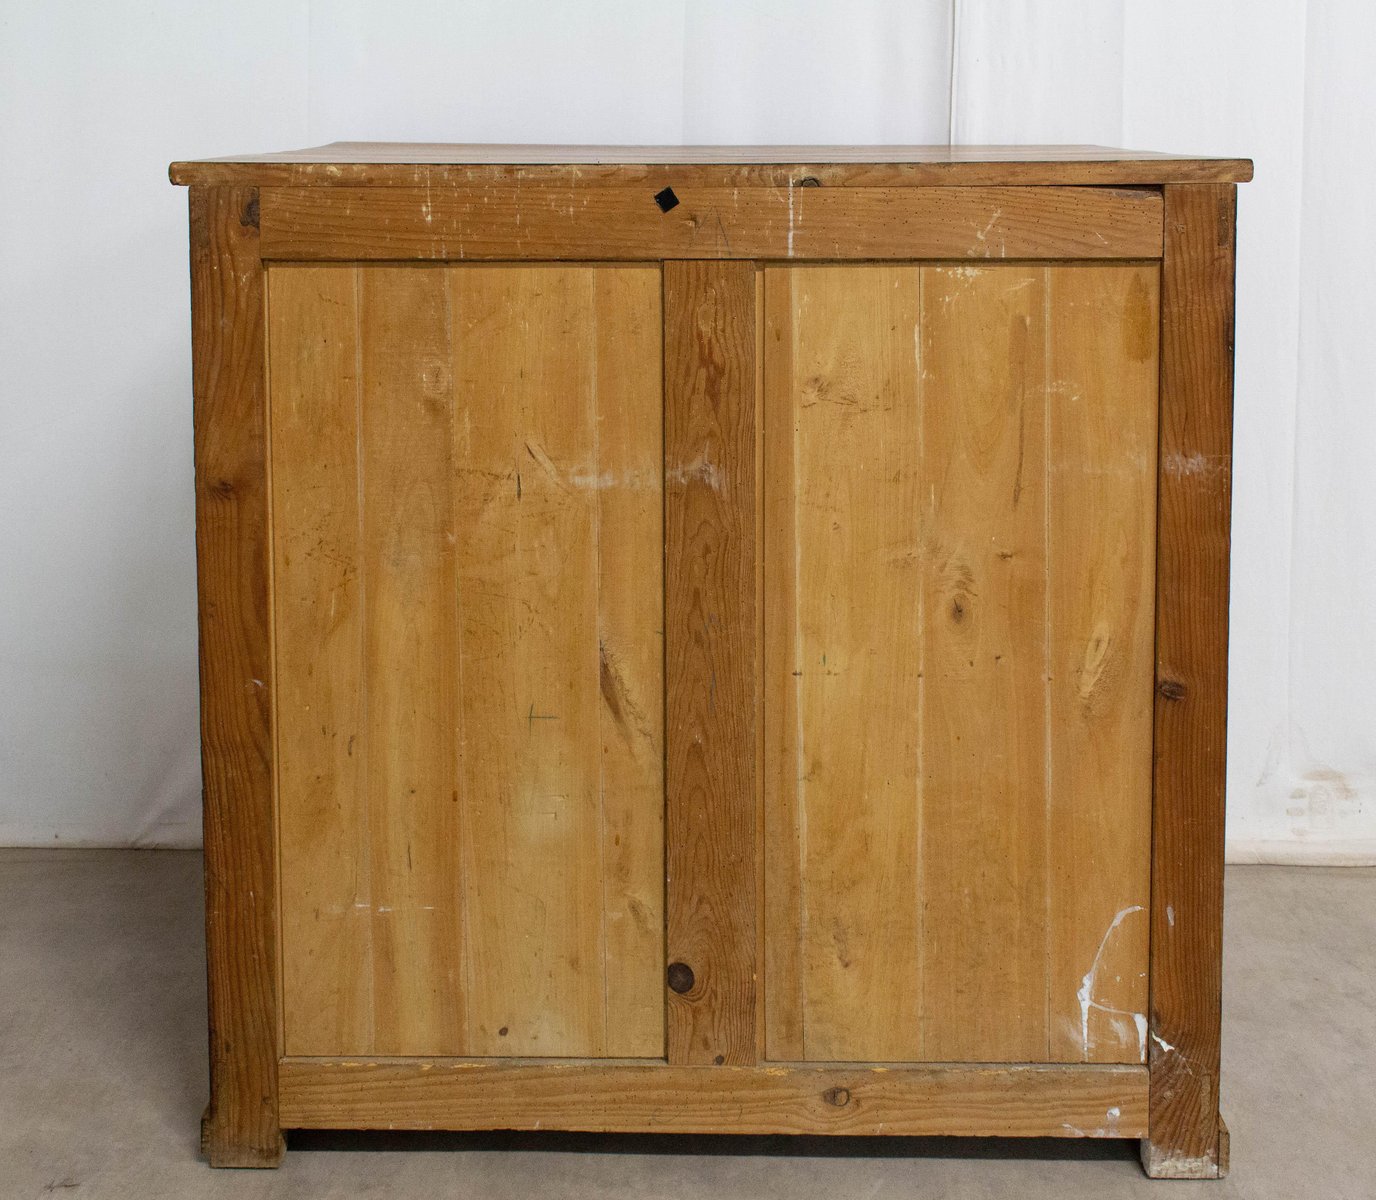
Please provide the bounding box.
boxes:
[278,1059,1149,1138]
[663,260,760,1065]
[257,185,1164,262]
[1142,183,1236,1179]
[190,185,284,1168]
[171,158,1254,190]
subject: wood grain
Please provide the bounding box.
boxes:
[664,260,759,1065]
[279,1059,1148,1138]
[1046,265,1159,1063]
[170,142,1253,188]
[450,266,661,1057]
[258,186,1163,262]
[588,268,668,1057]
[1142,184,1236,1179]
[269,264,664,1060]
[189,185,283,1167]
[268,264,370,1056]
[282,1056,1150,1133]
[763,267,923,1061]
[917,265,1050,1063]
[761,265,1157,1065]
[357,266,465,1054]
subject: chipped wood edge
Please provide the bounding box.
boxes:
[190,185,285,1168]
[1141,1113,1230,1179]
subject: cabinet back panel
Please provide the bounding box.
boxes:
[763,263,1158,1064]
[268,263,665,1058]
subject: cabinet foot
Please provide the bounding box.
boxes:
[1140,1115,1229,1179]
[201,1105,285,1169]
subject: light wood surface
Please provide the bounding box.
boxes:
[180,150,1242,1164]
[1046,266,1158,1063]
[663,261,760,1065]
[278,1059,1148,1138]
[270,263,664,1060]
[762,266,923,1062]
[1142,184,1236,1179]
[189,186,284,1167]
[171,142,1253,188]
[762,263,1158,1065]
[258,185,1163,262]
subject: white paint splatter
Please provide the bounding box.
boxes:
[1166,904,1176,927]
[1164,451,1226,477]
[1078,904,1146,1056]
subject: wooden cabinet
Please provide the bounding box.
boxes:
[171,144,1250,1178]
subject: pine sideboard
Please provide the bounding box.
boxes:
[170,144,1250,1177]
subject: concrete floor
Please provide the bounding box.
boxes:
[0,851,1372,1200]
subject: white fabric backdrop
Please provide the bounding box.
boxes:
[2,0,1372,858]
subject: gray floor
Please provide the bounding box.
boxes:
[1,852,1372,1199]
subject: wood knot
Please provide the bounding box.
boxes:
[822,1087,850,1107]
[799,176,821,188]
[713,1054,725,1066]
[1157,679,1188,701]
[497,1026,508,1037]
[666,962,695,995]
[239,193,260,229]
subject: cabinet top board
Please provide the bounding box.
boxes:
[170,143,1252,188]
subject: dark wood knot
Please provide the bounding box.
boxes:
[822,1086,851,1107]
[666,962,695,994]
[1157,679,1188,701]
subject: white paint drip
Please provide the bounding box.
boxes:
[1152,1032,1177,1055]
[1077,904,1146,1056]
[1166,904,1176,927]
[787,181,796,256]
[974,208,1003,243]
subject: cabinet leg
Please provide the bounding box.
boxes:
[1140,1114,1229,1179]
[201,1104,285,1169]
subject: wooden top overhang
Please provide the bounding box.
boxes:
[170,142,1253,189]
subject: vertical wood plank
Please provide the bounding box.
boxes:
[1143,184,1236,1178]
[761,269,804,1061]
[451,266,602,1055]
[357,265,466,1054]
[591,267,668,1057]
[664,260,759,1065]
[1046,264,1158,1064]
[763,266,923,1062]
[189,185,283,1167]
[269,266,372,1056]
[917,265,1049,1063]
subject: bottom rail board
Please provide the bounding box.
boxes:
[279,1060,1147,1138]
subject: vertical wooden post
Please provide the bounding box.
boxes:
[663,260,759,1066]
[1143,183,1237,1179]
[189,186,284,1167]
